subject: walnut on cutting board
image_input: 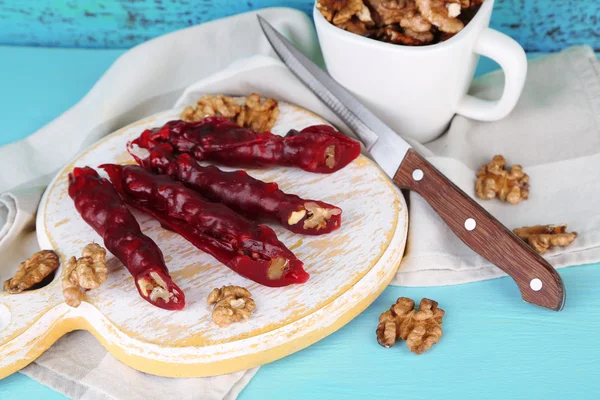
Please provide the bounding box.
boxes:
[207,285,256,327]
[3,250,59,294]
[376,297,445,354]
[513,224,578,254]
[181,94,241,121]
[181,93,279,132]
[475,155,529,204]
[62,243,108,308]
[235,93,280,133]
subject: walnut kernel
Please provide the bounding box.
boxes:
[207,285,256,327]
[181,94,241,122]
[180,93,279,133]
[3,250,59,294]
[317,0,371,25]
[303,202,342,230]
[513,224,578,254]
[235,93,279,133]
[317,0,485,46]
[376,297,444,354]
[62,243,109,308]
[475,155,529,204]
[416,0,464,33]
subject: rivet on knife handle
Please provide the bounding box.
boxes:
[394,149,565,311]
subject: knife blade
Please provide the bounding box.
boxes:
[258,15,565,311]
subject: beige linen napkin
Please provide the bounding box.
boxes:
[392,45,600,286]
[1,6,599,399]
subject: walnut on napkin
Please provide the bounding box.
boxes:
[62,243,108,308]
[3,250,59,293]
[181,93,279,132]
[376,297,444,354]
[475,155,530,204]
[207,285,256,327]
[513,224,578,254]
[316,0,485,46]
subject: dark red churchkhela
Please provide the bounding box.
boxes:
[100,163,309,287]
[68,167,185,310]
[128,141,342,235]
[134,117,361,173]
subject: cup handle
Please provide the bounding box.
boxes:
[456,28,527,121]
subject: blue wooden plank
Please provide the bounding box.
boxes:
[0,373,66,400]
[0,46,125,146]
[0,0,598,51]
[3,264,600,399]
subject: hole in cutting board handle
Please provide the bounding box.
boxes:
[1,268,58,295]
[0,304,11,333]
[1,230,61,295]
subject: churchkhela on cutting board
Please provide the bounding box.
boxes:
[128,141,342,235]
[68,167,185,310]
[101,163,309,287]
[133,117,362,173]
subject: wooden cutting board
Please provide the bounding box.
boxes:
[0,103,408,378]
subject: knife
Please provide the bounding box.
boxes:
[258,15,565,311]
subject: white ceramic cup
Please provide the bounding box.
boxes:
[314,0,527,143]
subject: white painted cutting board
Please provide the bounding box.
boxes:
[0,103,408,378]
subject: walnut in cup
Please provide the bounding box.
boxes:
[316,0,486,46]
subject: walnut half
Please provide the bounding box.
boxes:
[207,285,256,327]
[4,250,59,294]
[181,93,279,133]
[62,243,108,308]
[376,297,445,354]
[513,224,578,254]
[317,0,372,26]
[475,155,529,204]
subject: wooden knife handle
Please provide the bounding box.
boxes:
[394,149,565,311]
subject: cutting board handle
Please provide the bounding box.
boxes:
[393,149,565,311]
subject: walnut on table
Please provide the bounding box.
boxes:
[3,250,59,294]
[207,285,256,327]
[475,155,529,204]
[62,243,108,308]
[181,93,279,133]
[513,224,578,254]
[376,297,444,354]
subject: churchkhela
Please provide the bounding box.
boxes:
[133,117,361,173]
[101,163,309,287]
[128,141,342,235]
[68,167,185,310]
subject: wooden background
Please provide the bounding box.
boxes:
[0,0,598,51]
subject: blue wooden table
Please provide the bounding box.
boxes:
[1,1,599,399]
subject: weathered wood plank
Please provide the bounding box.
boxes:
[0,0,598,51]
